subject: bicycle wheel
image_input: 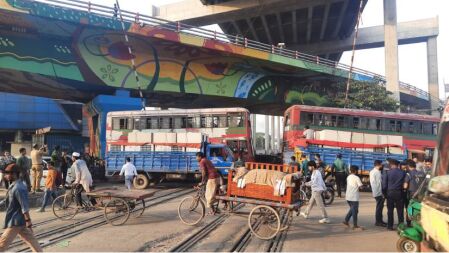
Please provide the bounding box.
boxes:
[248,205,280,240]
[178,196,205,225]
[104,198,130,226]
[52,194,78,220]
[130,199,145,218]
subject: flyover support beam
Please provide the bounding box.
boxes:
[251,114,257,150]
[427,36,440,115]
[264,115,269,154]
[270,116,275,154]
[275,116,281,153]
[84,90,142,158]
[383,0,400,107]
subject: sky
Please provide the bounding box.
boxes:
[89,0,448,132]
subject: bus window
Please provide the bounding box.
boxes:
[133,118,141,130]
[186,117,194,128]
[174,117,183,129]
[324,114,332,126]
[200,116,206,128]
[160,117,170,129]
[408,121,415,133]
[149,117,159,129]
[229,114,243,127]
[423,123,433,135]
[376,119,382,130]
[306,113,313,125]
[353,117,360,129]
[212,116,219,128]
[433,123,438,135]
[389,120,396,132]
[219,116,227,127]
[396,121,402,132]
[117,118,132,130]
[331,115,337,127]
[337,116,344,127]
[284,114,291,131]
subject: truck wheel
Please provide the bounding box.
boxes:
[133,174,150,189]
[396,237,420,252]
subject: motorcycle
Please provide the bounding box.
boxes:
[298,177,334,206]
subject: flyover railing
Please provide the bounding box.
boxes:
[23,0,441,104]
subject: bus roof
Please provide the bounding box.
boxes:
[285,105,440,122]
[107,107,249,117]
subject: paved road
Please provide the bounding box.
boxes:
[0,185,401,252]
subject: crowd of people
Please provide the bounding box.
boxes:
[0,145,97,252]
[288,153,431,231]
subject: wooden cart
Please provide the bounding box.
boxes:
[52,187,154,226]
[178,162,303,240]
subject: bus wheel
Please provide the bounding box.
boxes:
[133,174,150,189]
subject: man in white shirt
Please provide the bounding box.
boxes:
[119,157,138,190]
[300,161,330,224]
[343,165,363,230]
[71,152,96,206]
[302,125,315,140]
[370,160,387,227]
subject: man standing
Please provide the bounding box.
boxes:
[196,152,220,215]
[343,165,363,230]
[382,159,406,230]
[51,145,62,171]
[60,150,70,185]
[314,154,326,178]
[0,164,42,252]
[302,125,315,140]
[30,144,47,193]
[71,152,96,206]
[332,154,347,198]
[37,161,58,212]
[16,148,32,192]
[299,154,309,177]
[119,157,138,190]
[404,160,426,226]
[423,158,432,175]
[370,160,386,227]
[300,161,330,224]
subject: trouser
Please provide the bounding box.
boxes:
[61,166,68,185]
[375,196,385,224]
[335,172,346,197]
[205,178,219,208]
[0,172,9,189]
[345,201,359,226]
[23,171,31,192]
[305,190,328,218]
[31,165,43,192]
[387,190,404,228]
[404,191,411,223]
[75,184,97,206]
[0,226,43,252]
[125,175,134,190]
[41,188,57,209]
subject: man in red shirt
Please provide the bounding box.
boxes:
[196,152,219,215]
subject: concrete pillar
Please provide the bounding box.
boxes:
[270,115,275,154]
[427,36,440,115]
[14,130,23,143]
[383,0,400,107]
[264,115,269,154]
[251,114,257,149]
[275,116,281,153]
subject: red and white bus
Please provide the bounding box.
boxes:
[283,105,440,158]
[106,107,254,161]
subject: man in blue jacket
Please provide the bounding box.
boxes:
[382,159,406,230]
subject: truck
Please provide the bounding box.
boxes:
[105,141,234,189]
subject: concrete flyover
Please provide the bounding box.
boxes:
[0,0,440,115]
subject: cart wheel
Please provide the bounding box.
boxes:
[52,194,78,220]
[178,196,205,225]
[130,200,145,218]
[396,237,420,253]
[248,205,281,240]
[104,198,130,226]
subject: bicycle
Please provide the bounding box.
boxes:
[177,185,219,225]
[52,184,96,221]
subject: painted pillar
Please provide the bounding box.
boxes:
[84,90,142,158]
[427,36,440,115]
[264,115,269,154]
[270,115,275,154]
[383,0,400,108]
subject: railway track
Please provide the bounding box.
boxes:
[168,203,245,252]
[8,187,194,252]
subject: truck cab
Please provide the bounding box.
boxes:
[205,143,234,176]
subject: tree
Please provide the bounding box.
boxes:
[326,80,400,112]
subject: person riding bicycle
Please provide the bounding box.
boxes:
[71,152,97,207]
[196,152,220,215]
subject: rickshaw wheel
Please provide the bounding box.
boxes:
[104,198,130,226]
[248,205,280,240]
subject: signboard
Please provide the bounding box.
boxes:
[36,126,51,135]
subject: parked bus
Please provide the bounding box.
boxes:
[105,107,254,162]
[283,105,440,159]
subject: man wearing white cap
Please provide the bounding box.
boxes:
[71,152,96,206]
